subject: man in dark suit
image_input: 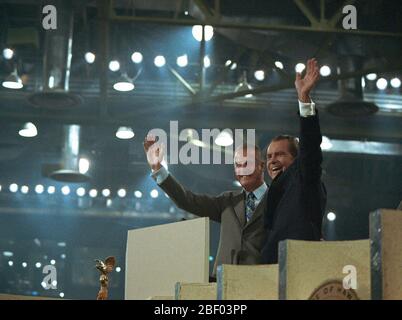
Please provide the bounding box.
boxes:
[143,139,268,276]
[261,58,327,264]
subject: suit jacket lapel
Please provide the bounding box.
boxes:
[233,191,246,228]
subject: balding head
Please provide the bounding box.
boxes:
[233,144,265,192]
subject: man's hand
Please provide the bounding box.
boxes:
[295,58,320,103]
[143,134,163,171]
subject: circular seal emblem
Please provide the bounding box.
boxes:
[308,280,360,300]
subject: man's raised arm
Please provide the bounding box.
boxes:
[295,58,323,183]
[143,135,224,222]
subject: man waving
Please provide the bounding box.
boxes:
[262,58,327,264]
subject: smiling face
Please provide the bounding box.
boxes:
[266,139,296,179]
[234,146,265,192]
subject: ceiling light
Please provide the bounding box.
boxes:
[116,126,135,139]
[214,130,234,147]
[376,78,388,90]
[320,65,331,77]
[203,56,211,68]
[154,55,166,67]
[366,73,377,81]
[275,61,284,69]
[3,251,13,257]
[47,186,55,194]
[76,187,86,197]
[390,77,401,89]
[295,63,306,73]
[117,188,126,198]
[361,77,366,88]
[108,60,120,72]
[3,48,14,60]
[21,185,29,194]
[89,189,98,198]
[113,73,134,92]
[235,71,253,98]
[35,184,44,194]
[192,25,214,42]
[19,122,37,137]
[150,189,159,198]
[131,52,143,64]
[254,70,265,81]
[85,52,95,64]
[177,54,188,67]
[79,158,90,174]
[2,69,23,89]
[327,212,336,221]
[9,183,18,193]
[61,186,70,195]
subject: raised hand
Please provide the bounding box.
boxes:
[295,58,320,103]
[143,134,164,171]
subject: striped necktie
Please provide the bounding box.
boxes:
[245,192,256,222]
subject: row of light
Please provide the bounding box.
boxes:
[120,128,332,149]
[364,73,401,90]
[213,131,334,149]
[4,45,400,91]
[88,54,327,81]
[3,25,212,64]
[6,259,58,268]
[85,24,214,65]
[3,23,212,66]
[6,260,121,276]
[104,53,212,70]
[83,24,214,93]
[16,123,234,147]
[17,122,136,141]
[6,260,121,273]
[3,183,161,199]
[17,122,334,150]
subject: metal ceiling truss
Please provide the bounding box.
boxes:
[109,0,402,38]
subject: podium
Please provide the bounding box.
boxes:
[123,208,402,300]
[125,217,210,299]
[217,264,278,300]
[278,239,371,300]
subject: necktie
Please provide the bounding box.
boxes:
[246,192,256,222]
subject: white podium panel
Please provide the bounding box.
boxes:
[125,218,209,299]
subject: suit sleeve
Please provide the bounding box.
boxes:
[158,174,225,222]
[298,112,323,184]
[298,111,326,234]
